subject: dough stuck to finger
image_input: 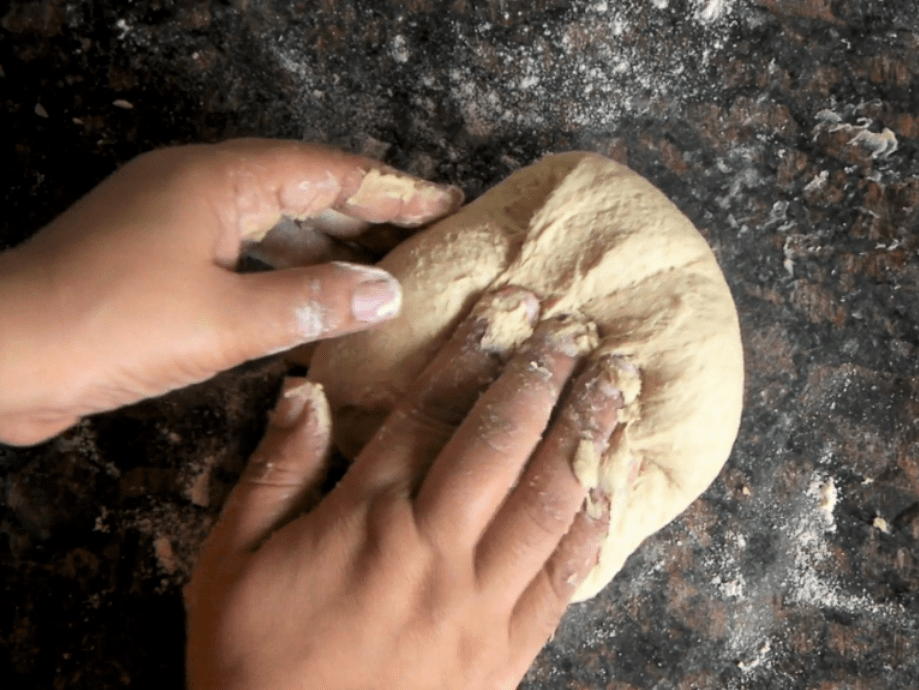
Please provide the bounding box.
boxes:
[308,152,744,601]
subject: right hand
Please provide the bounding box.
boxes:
[185,288,622,690]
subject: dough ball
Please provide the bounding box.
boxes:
[308,152,744,601]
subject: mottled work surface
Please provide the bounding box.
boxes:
[3,1,919,688]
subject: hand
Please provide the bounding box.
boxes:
[185,288,622,690]
[0,139,462,445]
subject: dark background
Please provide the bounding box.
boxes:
[2,1,919,688]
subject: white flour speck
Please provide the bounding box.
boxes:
[694,0,735,24]
[391,35,410,64]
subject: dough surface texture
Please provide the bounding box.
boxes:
[308,152,745,601]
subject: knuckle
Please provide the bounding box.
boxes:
[475,402,523,453]
[545,539,595,604]
[404,396,469,438]
[241,455,303,488]
[538,564,574,615]
[133,144,213,187]
[518,489,570,542]
[364,483,418,551]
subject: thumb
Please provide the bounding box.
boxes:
[206,378,333,562]
[0,411,80,447]
[220,261,401,363]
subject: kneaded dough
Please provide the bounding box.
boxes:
[308,152,745,601]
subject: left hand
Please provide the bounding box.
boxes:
[0,139,463,446]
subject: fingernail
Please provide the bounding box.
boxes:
[396,186,465,226]
[580,365,626,416]
[440,183,465,207]
[585,487,611,522]
[270,380,314,428]
[395,179,464,215]
[330,262,402,323]
[419,183,464,215]
[352,279,401,322]
[474,286,540,322]
[327,262,403,323]
[538,313,599,357]
[474,287,541,357]
[597,354,642,405]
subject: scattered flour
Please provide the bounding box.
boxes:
[696,468,913,686]
[785,473,905,625]
[694,0,735,24]
[268,2,740,148]
[736,640,771,672]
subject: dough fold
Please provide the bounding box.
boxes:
[308,152,744,601]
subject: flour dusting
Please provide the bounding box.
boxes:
[785,473,905,625]
[267,2,740,163]
[694,0,735,23]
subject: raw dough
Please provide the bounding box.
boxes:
[308,152,744,601]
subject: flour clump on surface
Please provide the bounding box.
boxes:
[309,152,745,601]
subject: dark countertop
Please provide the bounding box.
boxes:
[2,1,919,688]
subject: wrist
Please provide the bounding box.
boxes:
[0,245,79,445]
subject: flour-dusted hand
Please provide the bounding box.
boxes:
[0,139,463,446]
[185,288,622,690]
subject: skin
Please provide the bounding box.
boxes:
[0,139,618,690]
[0,139,462,445]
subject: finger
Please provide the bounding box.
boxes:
[303,210,430,255]
[242,210,433,272]
[476,357,629,593]
[216,261,402,364]
[307,209,371,239]
[242,217,374,270]
[190,139,462,263]
[333,164,464,227]
[413,315,598,550]
[302,209,418,247]
[203,379,332,562]
[339,287,540,502]
[509,500,610,669]
[338,222,420,260]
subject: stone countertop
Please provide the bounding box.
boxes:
[2,1,919,688]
